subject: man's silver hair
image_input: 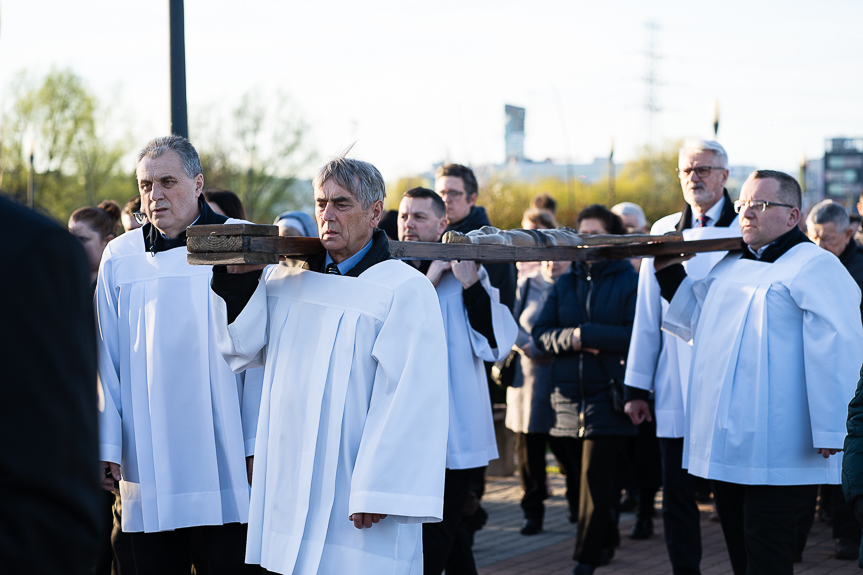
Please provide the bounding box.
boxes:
[806,199,849,232]
[137,134,203,179]
[313,156,386,209]
[679,139,729,169]
[611,202,647,229]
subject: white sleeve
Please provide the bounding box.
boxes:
[465,267,519,362]
[792,256,863,449]
[239,367,264,457]
[661,276,703,344]
[624,257,663,392]
[211,273,269,373]
[95,249,122,464]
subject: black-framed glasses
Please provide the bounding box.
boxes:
[676,166,725,179]
[733,200,795,214]
[132,212,148,224]
[437,189,466,199]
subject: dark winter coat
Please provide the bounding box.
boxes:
[532,258,638,438]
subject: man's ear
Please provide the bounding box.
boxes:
[845,227,855,243]
[467,193,478,208]
[369,200,384,228]
[194,174,204,197]
[788,207,801,228]
[436,217,448,238]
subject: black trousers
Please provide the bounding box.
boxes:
[712,480,813,575]
[659,438,702,575]
[551,435,625,565]
[516,432,578,521]
[423,467,480,575]
[630,414,662,520]
[129,522,257,575]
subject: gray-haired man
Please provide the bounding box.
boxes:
[96,135,260,574]
[211,157,450,574]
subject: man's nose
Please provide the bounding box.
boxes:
[321,203,336,220]
[150,185,165,200]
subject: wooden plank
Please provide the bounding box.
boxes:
[186,252,278,265]
[187,234,326,255]
[568,231,681,246]
[186,223,278,237]
[585,237,743,262]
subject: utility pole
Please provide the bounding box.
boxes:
[169,0,189,138]
[643,22,662,150]
[27,140,34,209]
[713,101,720,139]
[608,138,615,205]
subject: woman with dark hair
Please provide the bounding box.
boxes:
[204,189,246,220]
[533,204,638,575]
[69,200,121,286]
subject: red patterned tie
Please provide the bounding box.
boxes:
[696,215,710,228]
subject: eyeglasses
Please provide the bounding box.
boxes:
[676,166,725,179]
[132,212,148,224]
[437,189,465,199]
[733,200,795,213]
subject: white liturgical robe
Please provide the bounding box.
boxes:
[96,226,260,532]
[213,259,449,575]
[663,242,863,485]
[436,267,518,469]
[625,215,740,438]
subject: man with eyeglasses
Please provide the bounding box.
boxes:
[650,170,863,575]
[623,140,739,575]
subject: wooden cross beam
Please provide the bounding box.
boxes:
[186,224,743,265]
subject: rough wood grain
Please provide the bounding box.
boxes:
[186,252,278,265]
[186,223,278,237]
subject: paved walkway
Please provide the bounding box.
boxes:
[472,472,859,574]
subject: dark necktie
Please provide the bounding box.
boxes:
[696,215,710,228]
[325,263,341,275]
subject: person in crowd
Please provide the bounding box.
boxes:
[506,208,576,535]
[843,370,863,570]
[533,204,639,575]
[855,189,863,247]
[1,195,103,575]
[532,193,557,215]
[611,202,648,234]
[274,209,317,237]
[69,200,121,287]
[624,139,739,575]
[121,195,145,232]
[653,170,863,575]
[377,209,400,240]
[205,188,246,220]
[211,157,449,575]
[518,208,556,279]
[435,162,518,547]
[96,135,261,575]
[801,200,863,560]
[397,186,517,574]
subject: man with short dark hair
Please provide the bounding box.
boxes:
[398,187,517,575]
[96,135,260,574]
[212,159,449,574]
[624,140,739,574]
[653,170,863,575]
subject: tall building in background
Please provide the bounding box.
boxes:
[505,105,525,162]
[823,138,863,205]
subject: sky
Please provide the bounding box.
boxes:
[2,0,862,180]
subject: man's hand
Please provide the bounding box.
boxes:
[246,456,254,485]
[226,264,267,274]
[426,260,452,287]
[571,327,582,351]
[653,253,695,271]
[350,513,388,529]
[817,448,840,459]
[101,461,121,492]
[451,260,480,289]
[625,399,652,426]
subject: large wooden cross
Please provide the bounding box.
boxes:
[185,224,742,265]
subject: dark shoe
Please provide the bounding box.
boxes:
[520,518,543,535]
[572,563,595,575]
[630,517,653,540]
[835,538,858,560]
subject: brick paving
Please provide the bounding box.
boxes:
[472,472,860,575]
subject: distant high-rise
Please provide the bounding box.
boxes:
[505,105,525,162]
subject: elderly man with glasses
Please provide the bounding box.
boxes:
[624,140,740,575]
[649,170,863,575]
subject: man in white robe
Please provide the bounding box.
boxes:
[623,140,739,573]
[211,158,449,575]
[96,136,261,574]
[653,170,863,575]
[396,187,518,574]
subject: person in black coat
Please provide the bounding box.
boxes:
[0,194,103,574]
[533,205,638,575]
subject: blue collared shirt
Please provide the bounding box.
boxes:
[324,238,373,275]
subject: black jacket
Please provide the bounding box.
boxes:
[673,189,737,231]
[143,196,228,254]
[532,259,639,438]
[839,238,863,322]
[0,195,102,574]
[446,206,517,311]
